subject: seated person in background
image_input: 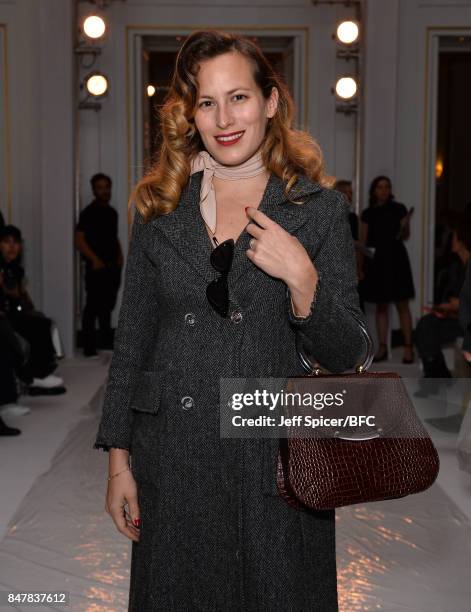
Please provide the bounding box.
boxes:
[0,226,35,313]
[434,221,463,306]
[414,219,470,392]
[0,225,65,394]
[0,313,30,432]
[459,250,471,364]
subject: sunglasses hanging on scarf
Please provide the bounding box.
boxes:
[206,237,235,318]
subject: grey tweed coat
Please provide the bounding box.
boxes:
[94,169,366,611]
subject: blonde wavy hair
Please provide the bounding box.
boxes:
[130,29,334,223]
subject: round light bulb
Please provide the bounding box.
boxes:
[335,77,358,100]
[336,21,359,45]
[147,85,156,97]
[86,74,108,97]
[83,15,106,40]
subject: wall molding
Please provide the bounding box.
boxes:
[0,23,12,222]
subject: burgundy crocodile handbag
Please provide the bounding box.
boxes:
[276,317,440,511]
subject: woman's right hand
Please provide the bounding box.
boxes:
[105,468,141,542]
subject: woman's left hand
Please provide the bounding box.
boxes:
[244,207,318,320]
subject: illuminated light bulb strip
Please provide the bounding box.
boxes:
[336,20,359,45]
[86,73,109,97]
[335,77,358,100]
[83,15,106,39]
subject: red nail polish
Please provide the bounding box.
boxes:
[133,518,141,528]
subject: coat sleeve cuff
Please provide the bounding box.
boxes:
[285,278,322,326]
[93,440,131,453]
[92,366,135,453]
[285,273,365,374]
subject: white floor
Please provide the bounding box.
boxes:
[0,348,470,611]
[0,353,112,542]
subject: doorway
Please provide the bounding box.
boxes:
[425,31,471,307]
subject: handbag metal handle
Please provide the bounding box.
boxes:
[296,309,375,376]
[296,310,380,440]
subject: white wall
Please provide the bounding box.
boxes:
[0,0,75,356]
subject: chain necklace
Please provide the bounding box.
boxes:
[204,220,220,248]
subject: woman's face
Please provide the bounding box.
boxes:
[193,51,278,166]
[0,236,21,262]
[374,179,392,203]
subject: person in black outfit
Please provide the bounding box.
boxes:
[360,176,415,363]
[433,224,462,306]
[334,180,359,240]
[75,173,123,357]
[414,219,471,395]
[0,225,65,393]
[334,179,364,311]
[0,314,23,436]
[460,243,471,363]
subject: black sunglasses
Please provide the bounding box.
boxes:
[206,238,235,317]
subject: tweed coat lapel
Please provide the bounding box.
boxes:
[150,169,322,287]
[150,170,214,283]
[230,171,322,287]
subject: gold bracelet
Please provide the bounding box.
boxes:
[108,466,131,481]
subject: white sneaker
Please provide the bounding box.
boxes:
[0,404,31,416]
[31,375,64,388]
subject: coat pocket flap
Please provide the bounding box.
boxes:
[129,370,164,414]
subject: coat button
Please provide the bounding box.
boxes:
[184,313,196,325]
[230,309,243,324]
[181,396,194,410]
